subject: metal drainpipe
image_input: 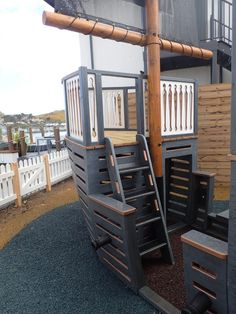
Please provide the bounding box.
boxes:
[89,35,95,70]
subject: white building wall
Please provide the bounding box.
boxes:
[162,66,211,85]
[79,34,144,87]
[79,35,92,69]
[79,35,144,73]
[79,36,231,87]
[223,68,232,83]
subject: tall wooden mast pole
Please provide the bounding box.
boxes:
[146,0,162,177]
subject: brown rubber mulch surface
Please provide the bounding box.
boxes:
[0,178,78,249]
[143,228,190,310]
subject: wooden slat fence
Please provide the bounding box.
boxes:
[198,83,231,190]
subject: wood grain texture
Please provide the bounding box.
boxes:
[198,83,231,192]
[181,230,228,260]
[146,0,162,177]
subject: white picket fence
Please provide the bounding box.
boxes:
[0,149,72,209]
[0,164,16,207]
[49,150,72,184]
[19,156,46,197]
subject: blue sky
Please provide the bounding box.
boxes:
[0,0,81,115]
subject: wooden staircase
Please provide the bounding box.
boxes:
[105,134,174,264]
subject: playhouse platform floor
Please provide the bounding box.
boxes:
[104,130,137,144]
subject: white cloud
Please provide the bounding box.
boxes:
[0,0,81,115]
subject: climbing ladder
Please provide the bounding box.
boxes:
[105,134,174,264]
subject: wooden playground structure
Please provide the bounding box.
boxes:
[43,0,236,313]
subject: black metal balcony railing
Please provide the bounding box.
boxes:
[209,0,232,45]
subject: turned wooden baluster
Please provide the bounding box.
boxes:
[117,93,122,126]
[174,85,178,131]
[179,85,183,130]
[73,80,79,136]
[168,84,172,132]
[75,78,82,137]
[163,84,167,132]
[190,85,193,130]
[72,80,78,136]
[90,77,97,138]
[185,85,188,130]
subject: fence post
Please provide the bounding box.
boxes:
[43,154,52,192]
[29,127,34,144]
[40,126,45,137]
[11,162,22,207]
[54,127,61,151]
[7,126,14,152]
[19,130,27,157]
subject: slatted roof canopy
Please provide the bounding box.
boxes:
[44,0,199,45]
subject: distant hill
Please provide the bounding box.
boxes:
[2,110,66,127]
[36,110,65,123]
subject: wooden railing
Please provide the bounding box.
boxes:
[63,68,197,143]
[65,75,83,141]
[160,80,195,137]
[102,89,125,129]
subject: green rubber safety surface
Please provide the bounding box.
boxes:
[0,202,156,314]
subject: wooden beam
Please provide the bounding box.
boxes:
[42,11,146,46]
[146,0,162,177]
[42,11,213,60]
[159,38,212,60]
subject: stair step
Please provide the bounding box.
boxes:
[136,213,161,228]
[216,209,229,223]
[125,189,155,202]
[119,165,149,174]
[167,221,186,234]
[139,240,167,257]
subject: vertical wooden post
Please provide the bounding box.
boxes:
[40,126,45,137]
[146,0,162,177]
[19,130,27,156]
[11,162,22,207]
[43,154,52,192]
[54,127,61,151]
[29,127,34,144]
[7,126,14,152]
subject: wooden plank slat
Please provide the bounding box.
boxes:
[198,83,231,190]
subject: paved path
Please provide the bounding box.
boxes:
[0,202,155,314]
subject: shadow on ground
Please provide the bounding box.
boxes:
[0,202,155,314]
